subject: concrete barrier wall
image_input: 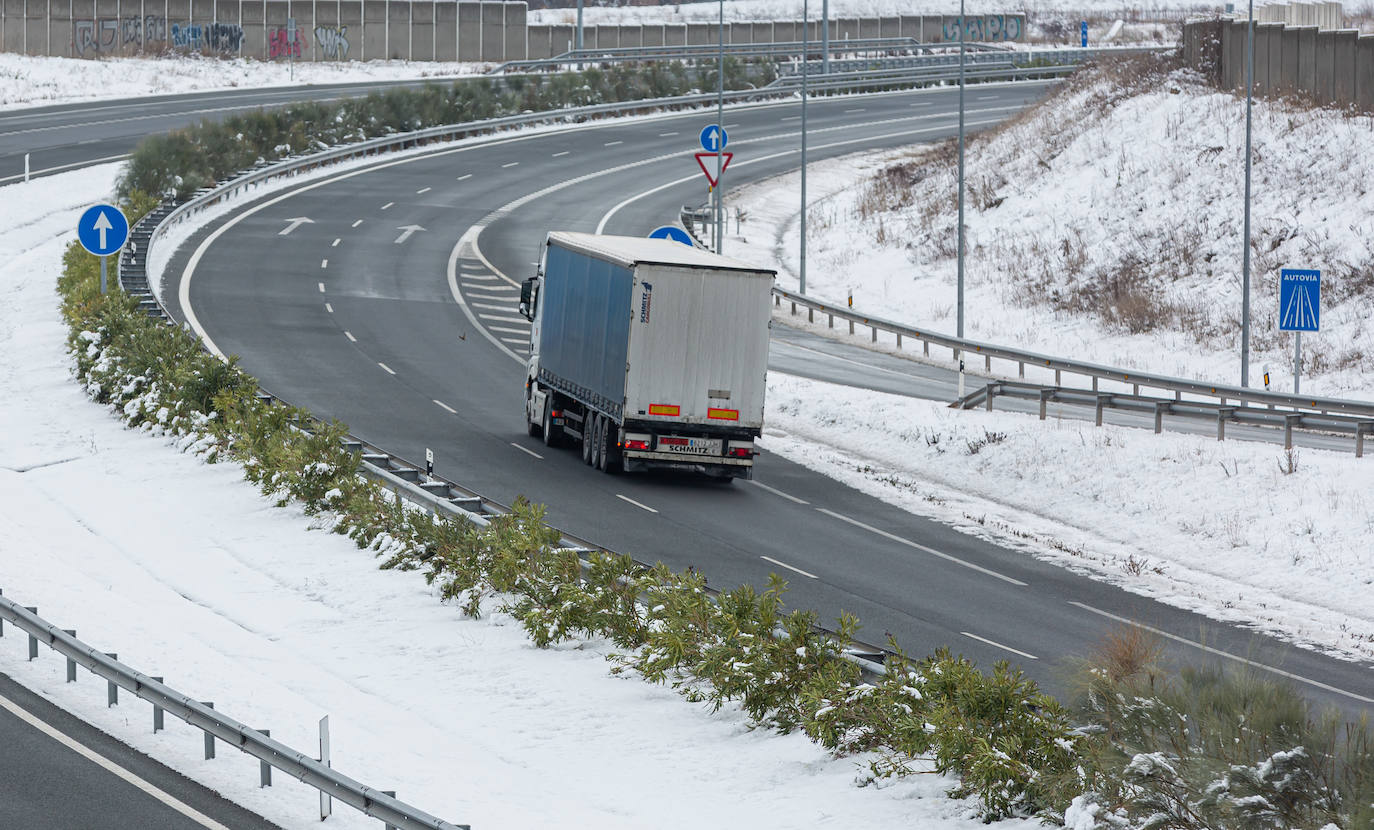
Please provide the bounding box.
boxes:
[1190,18,1374,110]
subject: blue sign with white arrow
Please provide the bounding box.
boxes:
[1278,268,1320,332]
[699,124,728,153]
[1080,21,1088,47]
[648,225,695,246]
[77,204,129,257]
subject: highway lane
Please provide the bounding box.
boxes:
[0,77,480,185]
[0,671,280,829]
[168,84,1374,715]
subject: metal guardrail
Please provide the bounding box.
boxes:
[490,36,931,73]
[0,595,467,830]
[764,62,1077,92]
[778,44,1175,76]
[955,380,1374,455]
[771,286,1374,423]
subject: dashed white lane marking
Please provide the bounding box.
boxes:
[815,508,1028,587]
[317,282,325,292]
[471,301,514,312]
[552,151,570,157]
[351,219,363,227]
[416,186,431,194]
[962,631,1038,660]
[511,443,544,460]
[760,555,818,579]
[843,107,866,113]
[344,331,357,342]
[381,201,394,210]
[457,173,472,181]
[616,494,658,513]
[320,259,328,269]
[501,161,519,168]
[331,238,341,247]
[781,116,801,121]
[479,313,527,324]
[1069,602,1374,704]
[325,303,333,313]
[604,140,623,147]
[0,692,233,830]
[487,325,528,335]
[910,101,932,106]
[748,480,809,505]
[659,131,679,136]
[977,94,1000,100]
[378,362,396,375]
[433,399,457,414]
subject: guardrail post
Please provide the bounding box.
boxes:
[1358,422,1372,458]
[790,301,796,314]
[1092,376,1099,392]
[1054,368,1061,385]
[985,384,997,412]
[25,607,37,659]
[984,354,991,371]
[848,320,855,335]
[1018,361,1024,379]
[773,294,779,307]
[871,325,877,343]
[152,677,164,732]
[202,703,216,759]
[808,308,814,323]
[827,313,833,328]
[896,333,902,348]
[1217,407,1235,440]
[1095,395,1110,426]
[1039,389,1053,420]
[383,791,398,830]
[105,655,117,705]
[63,631,76,681]
[1154,402,1169,434]
[259,730,272,787]
[923,341,929,356]
[1284,414,1301,449]
[1,588,5,636]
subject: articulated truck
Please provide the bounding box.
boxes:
[519,231,775,480]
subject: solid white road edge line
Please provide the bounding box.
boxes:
[616,494,658,513]
[510,443,543,459]
[433,399,456,413]
[0,692,232,830]
[815,508,1028,587]
[747,479,810,505]
[1068,601,1374,704]
[961,631,1038,660]
[760,555,818,579]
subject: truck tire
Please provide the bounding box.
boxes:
[591,414,605,469]
[542,398,560,447]
[582,413,596,465]
[597,418,620,474]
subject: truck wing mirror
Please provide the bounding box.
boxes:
[519,278,537,321]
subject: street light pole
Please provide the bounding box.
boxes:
[576,0,583,52]
[1241,0,1255,387]
[801,0,809,294]
[821,0,829,75]
[716,0,725,254]
[957,0,966,341]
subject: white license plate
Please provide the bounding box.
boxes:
[657,436,722,456]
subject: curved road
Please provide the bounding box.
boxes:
[161,84,1374,716]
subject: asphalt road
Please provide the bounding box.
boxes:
[0,671,280,829]
[161,82,1374,717]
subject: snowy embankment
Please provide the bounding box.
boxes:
[0,169,1024,828]
[0,52,485,109]
[725,62,1374,663]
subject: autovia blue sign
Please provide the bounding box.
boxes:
[77,204,129,257]
[1278,268,1320,332]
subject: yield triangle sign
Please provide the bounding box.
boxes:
[695,152,734,188]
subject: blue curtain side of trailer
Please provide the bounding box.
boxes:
[543,243,633,413]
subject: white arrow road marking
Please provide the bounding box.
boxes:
[394,225,426,244]
[92,209,114,249]
[278,216,313,235]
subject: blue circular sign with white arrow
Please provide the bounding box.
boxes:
[648,225,695,246]
[699,124,728,153]
[77,204,129,257]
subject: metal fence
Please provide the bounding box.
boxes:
[0,593,467,830]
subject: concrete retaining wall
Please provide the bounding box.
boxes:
[1190,17,1374,110]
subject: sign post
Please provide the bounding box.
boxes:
[1278,267,1320,394]
[77,204,129,295]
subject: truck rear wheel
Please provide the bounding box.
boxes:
[591,414,605,469]
[597,418,620,474]
[542,398,560,447]
[582,413,596,465]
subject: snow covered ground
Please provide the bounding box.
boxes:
[0,167,1031,829]
[0,52,486,110]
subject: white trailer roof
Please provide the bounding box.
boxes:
[548,232,777,276]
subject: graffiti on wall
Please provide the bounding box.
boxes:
[941,15,1023,42]
[75,16,241,54]
[268,26,307,58]
[314,25,350,60]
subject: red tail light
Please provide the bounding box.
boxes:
[624,439,650,451]
[729,446,753,458]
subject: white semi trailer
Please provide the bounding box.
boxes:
[519,231,775,480]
